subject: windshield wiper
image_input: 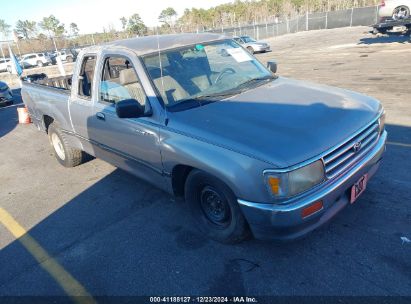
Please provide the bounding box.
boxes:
[167,76,276,112]
[189,91,240,101]
[235,75,276,90]
[168,91,240,112]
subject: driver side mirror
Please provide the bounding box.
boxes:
[115,99,145,118]
[267,60,278,74]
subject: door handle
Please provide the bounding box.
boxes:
[96,112,105,121]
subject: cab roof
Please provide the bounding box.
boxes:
[103,33,228,56]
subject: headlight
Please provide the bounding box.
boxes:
[378,110,386,135]
[264,160,325,199]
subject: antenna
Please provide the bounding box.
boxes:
[155,27,169,125]
[156,26,165,100]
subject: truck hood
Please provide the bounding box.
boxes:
[168,77,381,168]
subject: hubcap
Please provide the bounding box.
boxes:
[200,186,230,227]
[394,7,409,19]
[51,133,65,160]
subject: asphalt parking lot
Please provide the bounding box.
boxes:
[0,26,410,298]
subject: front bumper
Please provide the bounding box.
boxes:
[238,131,387,241]
[254,45,271,52]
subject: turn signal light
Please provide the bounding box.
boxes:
[301,201,323,218]
[268,177,280,194]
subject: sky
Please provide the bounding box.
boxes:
[2,0,233,38]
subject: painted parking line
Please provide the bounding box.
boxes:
[0,207,95,304]
[387,141,411,148]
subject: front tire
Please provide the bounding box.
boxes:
[48,123,84,167]
[37,61,44,67]
[185,170,250,244]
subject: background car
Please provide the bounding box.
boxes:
[233,35,271,53]
[0,81,13,106]
[45,51,57,65]
[0,58,11,73]
[19,53,52,68]
[55,49,75,62]
[378,0,411,21]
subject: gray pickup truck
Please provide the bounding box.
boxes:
[22,33,387,243]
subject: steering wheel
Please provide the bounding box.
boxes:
[214,67,236,84]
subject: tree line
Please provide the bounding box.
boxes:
[0,0,379,56]
[177,0,379,31]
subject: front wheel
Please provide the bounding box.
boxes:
[37,61,44,67]
[185,170,250,243]
[48,123,84,167]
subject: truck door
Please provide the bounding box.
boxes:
[86,53,163,182]
[69,54,97,155]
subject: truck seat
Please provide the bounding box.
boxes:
[119,69,146,105]
[153,75,189,105]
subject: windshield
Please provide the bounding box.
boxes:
[142,39,273,109]
[241,36,257,43]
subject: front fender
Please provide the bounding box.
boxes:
[160,127,273,203]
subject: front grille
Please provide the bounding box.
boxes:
[323,121,379,178]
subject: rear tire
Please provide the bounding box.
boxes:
[247,46,254,54]
[66,56,73,63]
[48,123,84,167]
[185,169,250,244]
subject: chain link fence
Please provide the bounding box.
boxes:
[208,6,378,40]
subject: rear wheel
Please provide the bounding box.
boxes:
[48,123,84,167]
[393,6,410,20]
[185,170,250,243]
[247,46,254,54]
[66,56,73,63]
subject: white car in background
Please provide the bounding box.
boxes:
[378,0,411,21]
[55,50,75,62]
[233,36,271,54]
[0,58,11,73]
[20,53,52,68]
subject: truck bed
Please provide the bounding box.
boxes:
[21,74,73,133]
[24,73,73,91]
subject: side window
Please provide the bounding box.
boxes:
[78,55,96,99]
[234,38,243,44]
[99,56,146,106]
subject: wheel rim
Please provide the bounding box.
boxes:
[51,133,65,160]
[200,186,231,227]
[394,7,409,19]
